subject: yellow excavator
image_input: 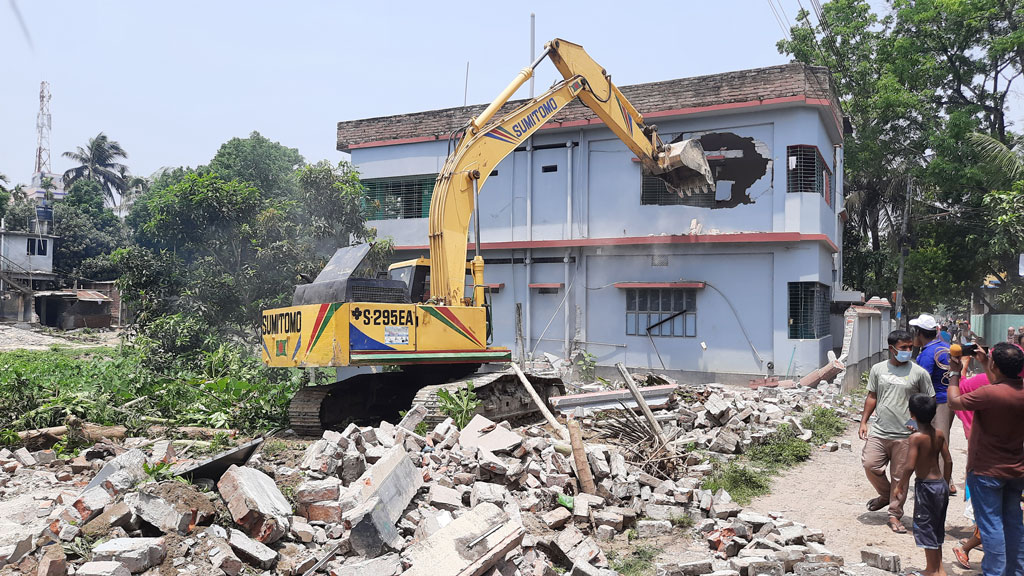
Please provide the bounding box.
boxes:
[261,38,715,435]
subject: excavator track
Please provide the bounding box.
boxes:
[287,365,564,436]
[412,370,565,428]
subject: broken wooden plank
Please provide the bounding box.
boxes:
[615,363,672,449]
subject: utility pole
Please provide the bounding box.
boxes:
[529,13,536,98]
[894,174,912,327]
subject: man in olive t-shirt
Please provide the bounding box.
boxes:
[859,329,935,533]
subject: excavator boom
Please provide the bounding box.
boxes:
[428,38,714,306]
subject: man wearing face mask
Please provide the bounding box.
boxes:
[947,344,1024,576]
[860,329,934,533]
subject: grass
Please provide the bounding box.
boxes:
[262,439,289,457]
[746,423,811,469]
[669,514,695,529]
[701,462,772,505]
[801,406,847,444]
[608,544,661,576]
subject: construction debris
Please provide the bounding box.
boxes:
[0,367,862,576]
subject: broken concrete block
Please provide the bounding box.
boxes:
[471,482,510,508]
[73,487,112,524]
[330,553,402,576]
[460,414,523,453]
[277,542,317,576]
[554,525,586,556]
[81,502,133,538]
[76,562,132,576]
[746,560,784,576]
[13,448,36,467]
[637,520,672,537]
[793,563,841,576]
[92,538,167,574]
[228,529,277,570]
[207,540,243,576]
[295,478,342,504]
[218,465,291,544]
[645,503,687,522]
[428,484,464,512]
[37,545,66,576]
[398,403,428,432]
[299,501,343,524]
[123,491,190,534]
[595,525,616,542]
[340,450,367,484]
[660,560,715,576]
[860,547,900,573]
[291,520,314,543]
[402,502,524,576]
[300,439,341,475]
[591,510,624,532]
[542,507,572,529]
[343,445,423,556]
[712,501,743,519]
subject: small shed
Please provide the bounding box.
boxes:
[35,289,113,329]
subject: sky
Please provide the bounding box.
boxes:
[0,0,1005,188]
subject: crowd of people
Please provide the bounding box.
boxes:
[859,314,1024,576]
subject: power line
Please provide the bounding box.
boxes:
[765,0,791,40]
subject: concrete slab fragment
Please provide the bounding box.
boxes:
[402,502,524,576]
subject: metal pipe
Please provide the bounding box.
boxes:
[529,13,536,98]
[564,141,573,358]
[473,176,481,258]
[471,48,551,133]
[525,140,533,358]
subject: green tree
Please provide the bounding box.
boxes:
[135,172,305,332]
[61,132,129,206]
[207,131,303,198]
[53,180,125,282]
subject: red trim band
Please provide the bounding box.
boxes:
[529,283,564,289]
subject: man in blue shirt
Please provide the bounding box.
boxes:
[910,313,955,494]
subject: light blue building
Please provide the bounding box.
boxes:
[337,63,847,384]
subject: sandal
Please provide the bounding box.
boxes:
[953,546,971,570]
[888,519,908,534]
[950,483,958,496]
[867,497,890,512]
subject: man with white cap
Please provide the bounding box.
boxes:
[910,313,954,494]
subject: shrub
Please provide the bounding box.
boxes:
[701,462,772,505]
[746,423,812,469]
[801,407,847,444]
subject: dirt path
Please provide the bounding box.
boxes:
[747,418,977,575]
[0,324,121,350]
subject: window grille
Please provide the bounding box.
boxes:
[642,170,717,207]
[361,174,437,220]
[788,282,830,339]
[786,145,834,207]
[625,288,697,337]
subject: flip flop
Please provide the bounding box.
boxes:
[949,483,958,496]
[888,519,908,534]
[867,497,890,511]
[953,546,971,570]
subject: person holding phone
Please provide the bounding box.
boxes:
[947,343,1024,576]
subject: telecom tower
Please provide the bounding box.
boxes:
[28,81,62,205]
[35,81,51,175]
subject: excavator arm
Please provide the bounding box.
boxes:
[428,38,715,306]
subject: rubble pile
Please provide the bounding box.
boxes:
[0,377,868,576]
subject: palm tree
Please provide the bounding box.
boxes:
[967,132,1024,183]
[115,165,149,216]
[0,172,8,195]
[62,132,128,206]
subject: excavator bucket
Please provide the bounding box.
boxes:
[655,139,716,197]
